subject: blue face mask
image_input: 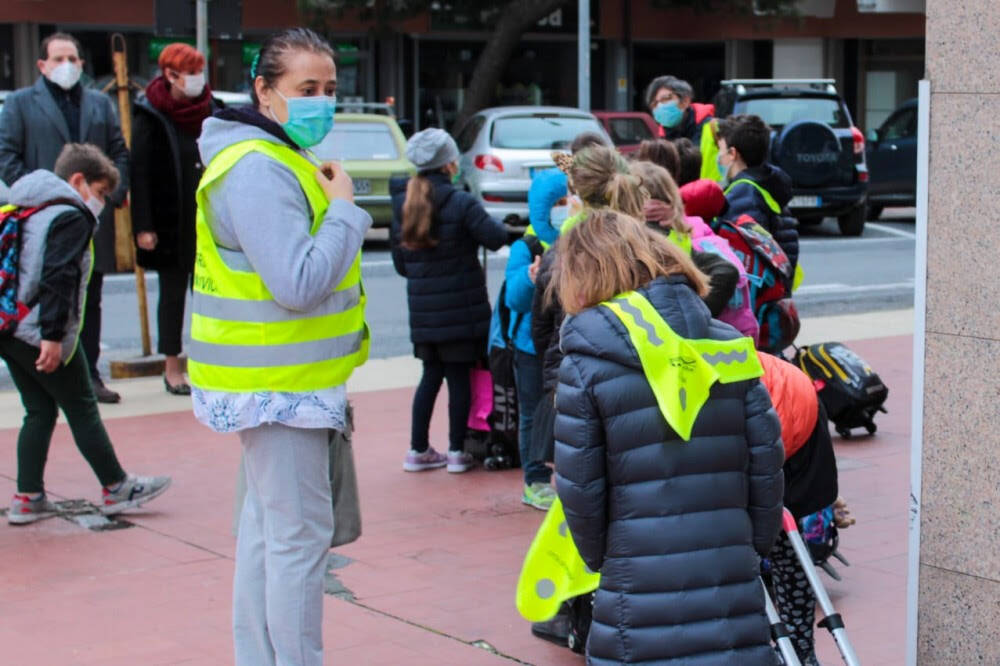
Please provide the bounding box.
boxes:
[717,154,731,184]
[272,90,337,148]
[550,204,570,230]
[653,101,684,129]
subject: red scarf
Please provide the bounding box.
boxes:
[145,75,213,136]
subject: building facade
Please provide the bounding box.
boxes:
[1,0,923,132]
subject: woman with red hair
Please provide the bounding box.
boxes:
[130,42,217,394]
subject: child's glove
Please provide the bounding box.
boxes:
[833,496,856,529]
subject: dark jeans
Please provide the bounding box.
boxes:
[0,336,127,494]
[157,266,191,356]
[514,350,550,485]
[410,359,472,453]
[79,271,104,380]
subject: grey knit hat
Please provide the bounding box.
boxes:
[405,128,460,171]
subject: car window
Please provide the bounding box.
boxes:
[735,97,850,129]
[313,122,400,161]
[490,115,604,150]
[606,118,654,146]
[881,107,917,140]
[456,116,485,153]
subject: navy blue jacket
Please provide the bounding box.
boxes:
[554,276,784,665]
[390,173,507,345]
[725,164,800,269]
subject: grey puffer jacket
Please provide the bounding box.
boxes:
[554,276,784,666]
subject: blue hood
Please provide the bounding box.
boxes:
[527,168,567,245]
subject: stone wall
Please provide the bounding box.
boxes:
[919,0,1000,661]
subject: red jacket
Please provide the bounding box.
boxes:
[758,352,819,459]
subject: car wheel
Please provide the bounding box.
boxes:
[867,204,883,221]
[838,205,866,236]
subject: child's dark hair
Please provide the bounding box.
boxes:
[54,143,120,192]
[249,28,334,106]
[673,138,701,186]
[635,139,680,182]
[716,114,772,168]
[570,131,611,155]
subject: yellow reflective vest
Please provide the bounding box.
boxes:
[516,290,763,621]
[700,120,723,182]
[723,178,805,292]
[189,139,369,393]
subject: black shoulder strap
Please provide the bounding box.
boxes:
[522,233,545,258]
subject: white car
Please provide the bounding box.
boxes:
[452,106,610,225]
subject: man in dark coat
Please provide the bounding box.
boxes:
[0,32,130,403]
[555,276,784,665]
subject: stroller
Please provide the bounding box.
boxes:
[767,508,861,666]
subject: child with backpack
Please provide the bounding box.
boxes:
[1,143,171,524]
[757,351,841,666]
[492,168,566,510]
[716,114,800,269]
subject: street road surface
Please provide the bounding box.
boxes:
[0,211,915,388]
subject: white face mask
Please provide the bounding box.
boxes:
[82,184,105,219]
[181,71,206,98]
[550,204,570,229]
[47,61,82,90]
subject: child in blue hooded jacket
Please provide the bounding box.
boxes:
[493,168,567,510]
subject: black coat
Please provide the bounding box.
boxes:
[390,173,507,345]
[555,276,785,665]
[130,99,212,272]
[725,164,800,269]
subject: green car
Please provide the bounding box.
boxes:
[313,113,415,227]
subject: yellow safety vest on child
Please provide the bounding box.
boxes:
[516,290,763,621]
[189,139,369,393]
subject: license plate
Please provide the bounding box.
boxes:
[789,195,821,208]
[353,179,372,195]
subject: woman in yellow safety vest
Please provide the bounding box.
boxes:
[189,28,371,665]
[550,209,785,664]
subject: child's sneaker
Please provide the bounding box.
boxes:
[522,482,557,511]
[446,450,476,474]
[101,474,172,515]
[403,447,448,472]
[8,493,58,525]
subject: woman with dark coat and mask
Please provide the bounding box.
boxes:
[130,42,218,394]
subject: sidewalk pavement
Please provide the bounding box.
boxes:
[0,310,914,665]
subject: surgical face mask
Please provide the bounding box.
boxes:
[47,61,82,91]
[717,151,733,183]
[270,89,337,149]
[653,100,684,129]
[550,204,570,229]
[83,184,105,219]
[180,71,206,98]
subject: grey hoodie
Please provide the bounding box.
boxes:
[197,117,372,312]
[7,170,93,361]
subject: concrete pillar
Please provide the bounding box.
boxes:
[12,23,40,89]
[604,40,629,111]
[724,40,755,79]
[913,0,1000,662]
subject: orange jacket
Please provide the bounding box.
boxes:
[758,352,819,459]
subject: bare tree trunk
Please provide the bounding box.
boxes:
[454,0,568,129]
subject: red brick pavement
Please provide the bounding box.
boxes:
[0,334,912,665]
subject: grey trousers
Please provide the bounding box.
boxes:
[233,423,334,666]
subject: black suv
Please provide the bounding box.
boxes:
[715,80,869,236]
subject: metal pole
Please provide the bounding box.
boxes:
[577,0,590,111]
[196,0,209,58]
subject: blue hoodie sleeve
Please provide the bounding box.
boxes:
[505,239,536,314]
